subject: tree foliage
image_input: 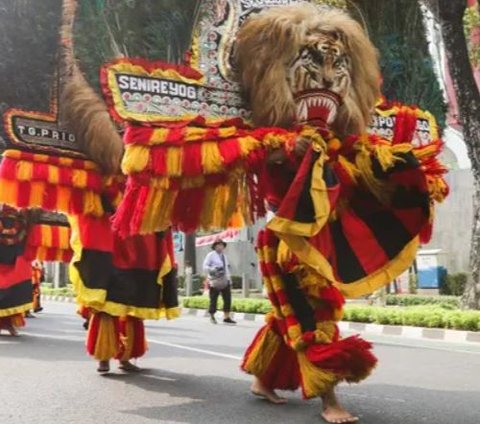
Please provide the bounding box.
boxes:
[0,0,61,114]
[73,0,199,89]
[351,0,447,128]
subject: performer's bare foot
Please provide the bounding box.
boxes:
[119,360,141,372]
[6,324,19,337]
[321,388,358,423]
[97,360,110,373]
[250,377,287,404]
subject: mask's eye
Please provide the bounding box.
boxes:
[300,48,310,59]
[334,55,348,69]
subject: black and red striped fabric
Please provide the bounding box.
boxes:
[0,207,32,316]
[73,215,178,312]
[273,146,430,288]
[0,255,32,315]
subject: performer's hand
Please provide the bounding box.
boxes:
[294,137,310,157]
[267,148,287,164]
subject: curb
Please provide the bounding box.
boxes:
[182,308,480,344]
[41,298,480,344]
[41,295,75,303]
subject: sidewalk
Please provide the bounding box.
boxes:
[41,295,480,344]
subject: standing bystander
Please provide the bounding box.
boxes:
[203,240,236,325]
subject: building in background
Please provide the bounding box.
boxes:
[422,1,479,274]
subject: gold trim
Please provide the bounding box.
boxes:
[0,302,33,318]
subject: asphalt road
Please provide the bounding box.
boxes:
[1,302,479,424]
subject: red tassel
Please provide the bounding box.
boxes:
[181,144,203,177]
[172,187,205,233]
[218,138,243,168]
[319,286,345,311]
[150,147,167,175]
[306,335,377,380]
[112,182,142,238]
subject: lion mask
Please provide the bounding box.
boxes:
[235,3,380,135]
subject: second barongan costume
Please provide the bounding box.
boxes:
[0,205,31,336]
[0,0,179,371]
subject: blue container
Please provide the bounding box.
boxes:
[417,266,446,289]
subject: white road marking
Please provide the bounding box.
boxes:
[20,331,85,342]
[147,339,242,361]
[339,392,406,403]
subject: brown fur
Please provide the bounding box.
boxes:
[58,0,123,174]
[60,67,124,174]
[234,3,381,135]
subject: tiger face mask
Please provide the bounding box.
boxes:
[288,31,350,126]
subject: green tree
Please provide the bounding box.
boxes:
[73,0,199,90]
[0,0,61,114]
[351,0,447,127]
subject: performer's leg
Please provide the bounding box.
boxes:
[117,317,146,372]
[221,285,236,324]
[242,320,300,404]
[321,387,358,423]
[33,283,42,313]
[0,314,25,336]
[251,376,287,405]
[208,287,220,323]
[86,312,122,373]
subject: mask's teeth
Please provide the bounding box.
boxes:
[328,107,337,124]
[297,100,308,121]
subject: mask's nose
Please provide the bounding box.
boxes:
[323,78,333,89]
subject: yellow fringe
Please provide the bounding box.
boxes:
[242,325,282,376]
[238,136,261,157]
[122,145,150,174]
[166,147,183,177]
[262,132,293,150]
[297,352,338,399]
[16,161,33,180]
[338,156,360,183]
[374,144,401,172]
[30,182,45,205]
[201,142,224,173]
[140,188,178,234]
[150,128,170,143]
[218,127,238,139]
[3,149,98,170]
[71,168,89,188]
[314,321,337,344]
[0,179,105,217]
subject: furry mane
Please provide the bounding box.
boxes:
[60,66,124,174]
[234,3,381,135]
[58,0,123,174]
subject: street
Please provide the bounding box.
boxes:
[1,302,480,424]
